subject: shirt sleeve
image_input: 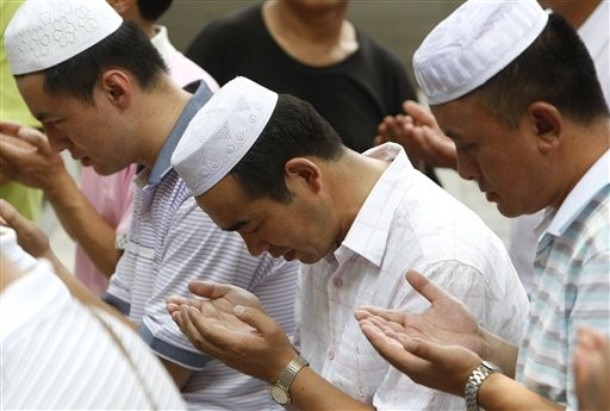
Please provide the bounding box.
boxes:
[137,197,225,369]
[138,196,298,370]
[566,249,610,409]
[372,259,528,410]
[102,255,134,316]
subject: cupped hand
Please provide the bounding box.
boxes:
[373,101,457,170]
[0,199,51,258]
[0,121,67,190]
[574,327,610,411]
[358,316,480,397]
[167,281,296,383]
[355,270,484,356]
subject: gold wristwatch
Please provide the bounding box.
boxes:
[269,354,309,405]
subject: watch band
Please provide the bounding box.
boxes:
[464,361,499,411]
[269,354,309,405]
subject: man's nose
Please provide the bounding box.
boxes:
[239,231,268,257]
[45,127,70,153]
[456,152,479,182]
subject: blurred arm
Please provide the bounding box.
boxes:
[0,122,122,276]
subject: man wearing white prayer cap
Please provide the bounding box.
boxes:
[167,75,528,409]
[352,1,610,410]
[1,0,299,409]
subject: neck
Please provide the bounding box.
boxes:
[136,77,191,169]
[553,117,610,210]
[118,4,157,38]
[141,22,157,39]
[263,0,357,66]
[329,150,390,243]
[540,0,601,28]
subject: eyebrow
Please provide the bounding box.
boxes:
[443,128,456,139]
[35,112,53,122]
[223,220,249,232]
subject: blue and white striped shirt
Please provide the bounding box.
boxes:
[517,149,610,409]
[104,83,298,410]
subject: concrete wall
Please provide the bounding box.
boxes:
[158,0,464,83]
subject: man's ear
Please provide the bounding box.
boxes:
[284,157,322,194]
[106,0,131,15]
[106,0,141,22]
[527,101,562,154]
[100,70,132,109]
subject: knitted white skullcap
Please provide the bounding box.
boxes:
[172,77,278,196]
[4,0,122,75]
[413,0,549,105]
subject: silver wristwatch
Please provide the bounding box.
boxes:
[464,361,501,411]
[269,354,309,406]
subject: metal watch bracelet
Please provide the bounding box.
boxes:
[464,361,499,411]
[269,354,309,405]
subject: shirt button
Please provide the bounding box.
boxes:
[328,351,335,360]
[333,277,343,287]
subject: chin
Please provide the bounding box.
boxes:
[91,163,122,176]
[296,253,323,265]
[495,202,527,218]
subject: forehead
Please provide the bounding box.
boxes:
[431,98,500,140]
[15,72,78,120]
[195,175,254,229]
[15,72,45,107]
[15,72,48,100]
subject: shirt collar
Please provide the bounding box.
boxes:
[542,149,610,237]
[150,25,175,65]
[147,81,213,185]
[578,1,608,61]
[339,143,413,266]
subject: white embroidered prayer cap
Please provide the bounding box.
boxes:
[413,0,548,105]
[172,76,279,196]
[4,0,122,75]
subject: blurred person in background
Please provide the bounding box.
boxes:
[186,0,441,185]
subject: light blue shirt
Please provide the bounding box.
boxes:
[517,149,610,408]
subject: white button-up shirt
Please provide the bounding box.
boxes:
[297,143,529,410]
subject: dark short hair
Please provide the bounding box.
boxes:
[40,21,167,103]
[137,0,173,22]
[470,12,609,128]
[231,94,346,202]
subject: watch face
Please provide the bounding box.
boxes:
[270,385,290,405]
[482,360,503,374]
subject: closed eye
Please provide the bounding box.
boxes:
[455,141,475,152]
[244,220,261,234]
[42,119,64,130]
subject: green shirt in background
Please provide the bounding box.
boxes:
[1,0,43,221]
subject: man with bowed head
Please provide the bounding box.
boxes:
[375,0,609,296]
[0,0,219,298]
[2,0,298,409]
[356,0,610,410]
[166,76,528,410]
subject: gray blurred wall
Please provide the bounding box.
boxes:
[159,0,464,85]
